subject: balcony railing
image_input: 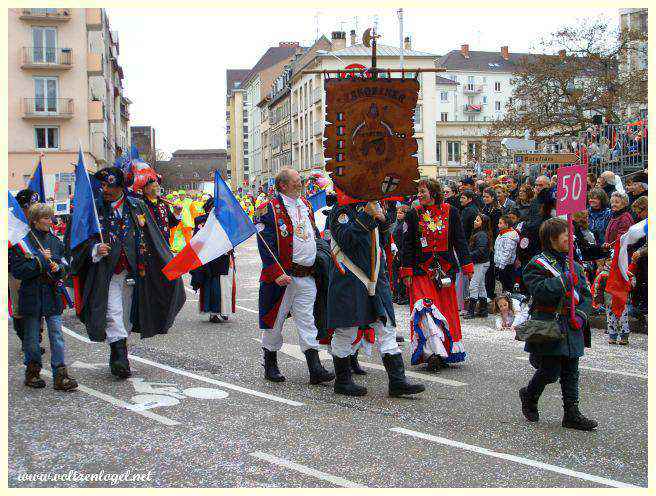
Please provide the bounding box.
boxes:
[20,8,71,21]
[21,47,73,69]
[22,98,74,119]
[120,105,130,120]
[463,104,483,113]
[313,121,323,136]
[463,84,483,94]
[312,88,322,104]
[291,102,299,115]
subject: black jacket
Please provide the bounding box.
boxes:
[468,230,490,264]
[9,230,67,318]
[460,202,479,241]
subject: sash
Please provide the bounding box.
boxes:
[331,227,381,296]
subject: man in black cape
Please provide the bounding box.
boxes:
[71,167,185,379]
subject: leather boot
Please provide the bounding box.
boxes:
[53,366,78,391]
[426,353,448,372]
[333,355,367,396]
[262,348,285,382]
[109,339,131,379]
[350,351,367,375]
[462,299,477,319]
[25,362,46,388]
[382,353,425,397]
[304,349,335,385]
[562,403,598,431]
[477,298,489,317]
[519,387,539,422]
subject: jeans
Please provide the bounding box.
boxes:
[22,315,67,375]
[526,354,580,406]
[469,262,489,299]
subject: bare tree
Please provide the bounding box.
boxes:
[488,16,647,142]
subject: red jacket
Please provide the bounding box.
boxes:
[605,209,633,246]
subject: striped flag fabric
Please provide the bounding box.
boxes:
[8,191,30,247]
[162,171,257,281]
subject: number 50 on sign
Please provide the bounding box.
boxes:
[556,164,587,215]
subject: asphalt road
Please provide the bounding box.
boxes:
[8,237,649,488]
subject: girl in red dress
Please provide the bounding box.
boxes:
[400,179,474,370]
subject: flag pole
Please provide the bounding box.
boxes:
[256,230,289,278]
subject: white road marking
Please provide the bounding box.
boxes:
[256,339,467,387]
[236,305,258,314]
[40,370,180,426]
[249,451,367,488]
[390,427,640,488]
[61,326,303,408]
[514,356,647,379]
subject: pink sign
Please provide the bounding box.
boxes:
[556,164,588,215]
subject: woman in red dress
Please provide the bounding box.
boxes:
[400,179,474,370]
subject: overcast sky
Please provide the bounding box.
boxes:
[107,7,619,154]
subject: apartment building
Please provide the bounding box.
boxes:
[434,45,529,173]
[266,63,294,182]
[619,8,648,119]
[225,69,250,189]
[8,8,131,197]
[290,31,440,178]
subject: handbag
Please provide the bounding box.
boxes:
[514,317,562,344]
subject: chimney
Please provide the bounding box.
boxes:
[501,46,509,61]
[404,36,412,51]
[331,31,346,51]
[460,44,470,59]
[278,41,300,48]
[558,49,566,60]
[350,29,356,46]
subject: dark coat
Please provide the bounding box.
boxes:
[71,195,186,342]
[483,204,502,240]
[326,203,395,329]
[522,250,592,357]
[10,230,68,318]
[587,207,612,244]
[313,237,333,338]
[468,230,490,264]
[460,202,479,241]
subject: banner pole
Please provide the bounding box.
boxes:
[256,230,289,278]
[567,213,576,324]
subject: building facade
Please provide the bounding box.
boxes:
[130,125,156,162]
[8,7,131,197]
[266,64,294,182]
[156,149,228,191]
[619,8,648,119]
[225,69,250,189]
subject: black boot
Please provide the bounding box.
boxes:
[462,299,477,319]
[382,353,425,397]
[519,387,539,422]
[477,298,489,317]
[304,349,335,385]
[395,333,405,343]
[426,353,448,372]
[333,355,367,396]
[350,351,367,375]
[24,362,46,388]
[562,403,598,431]
[262,348,285,382]
[109,339,131,379]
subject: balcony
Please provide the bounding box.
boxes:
[291,102,298,115]
[87,52,102,75]
[313,121,323,136]
[21,47,73,69]
[312,87,322,104]
[120,104,130,120]
[88,100,104,122]
[463,84,483,94]
[20,9,71,21]
[292,130,299,143]
[22,98,74,119]
[463,104,483,113]
[85,8,102,30]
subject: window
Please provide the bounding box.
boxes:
[468,115,476,122]
[440,91,448,102]
[447,141,461,163]
[468,141,481,160]
[440,112,448,122]
[435,141,442,164]
[482,95,488,104]
[494,81,501,92]
[416,138,423,165]
[34,77,58,112]
[414,106,422,129]
[32,27,57,63]
[35,126,59,149]
[495,101,501,111]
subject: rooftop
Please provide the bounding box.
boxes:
[328,43,438,58]
[439,49,535,73]
[226,69,251,95]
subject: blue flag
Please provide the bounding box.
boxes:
[28,157,46,203]
[214,170,257,246]
[69,148,101,250]
[8,191,30,247]
[308,190,327,212]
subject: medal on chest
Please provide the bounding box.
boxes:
[278,218,289,238]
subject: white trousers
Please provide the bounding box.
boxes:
[261,276,320,353]
[106,271,134,344]
[331,317,400,359]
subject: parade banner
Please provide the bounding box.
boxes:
[324,77,420,202]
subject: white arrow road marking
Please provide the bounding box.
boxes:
[390,427,641,488]
[514,356,647,379]
[61,326,303,407]
[249,451,367,488]
[253,338,467,387]
[40,370,180,426]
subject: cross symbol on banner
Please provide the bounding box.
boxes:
[381,175,400,194]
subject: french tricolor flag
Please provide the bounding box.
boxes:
[163,171,257,281]
[8,191,31,250]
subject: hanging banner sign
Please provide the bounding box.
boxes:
[514,153,578,165]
